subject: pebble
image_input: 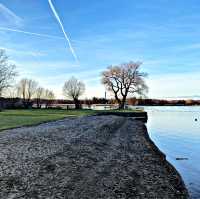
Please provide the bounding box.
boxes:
[0,116,189,199]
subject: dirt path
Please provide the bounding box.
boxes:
[0,116,188,198]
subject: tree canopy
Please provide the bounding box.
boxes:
[102,61,148,109]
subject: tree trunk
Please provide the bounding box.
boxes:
[113,93,122,110]
[74,98,81,109]
[36,99,40,109]
[0,98,3,111]
[23,99,32,109]
[119,95,127,110]
[119,101,125,109]
[22,99,28,109]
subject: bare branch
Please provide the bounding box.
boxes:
[0,49,17,96]
[17,78,38,102]
[101,61,148,109]
[63,77,85,109]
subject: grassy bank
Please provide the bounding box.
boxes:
[0,108,144,131]
[0,109,98,131]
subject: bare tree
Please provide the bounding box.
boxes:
[101,61,148,109]
[43,89,55,108]
[63,77,85,109]
[0,49,17,96]
[2,86,18,99]
[17,78,27,102]
[17,78,38,108]
[26,79,38,101]
[35,87,45,108]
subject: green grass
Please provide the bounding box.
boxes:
[0,108,143,131]
[0,109,97,131]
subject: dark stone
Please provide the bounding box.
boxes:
[94,111,148,122]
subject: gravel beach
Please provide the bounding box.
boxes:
[0,115,189,198]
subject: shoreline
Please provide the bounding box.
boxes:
[142,124,189,198]
[0,115,189,198]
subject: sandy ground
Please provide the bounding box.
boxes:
[0,116,188,198]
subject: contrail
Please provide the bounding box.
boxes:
[0,27,64,40]
[48,0,78,62]
[0,3,23,26]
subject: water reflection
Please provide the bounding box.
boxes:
[145,106,200,198]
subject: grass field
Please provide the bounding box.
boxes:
[0,108,143,131]
[0,109,98,131]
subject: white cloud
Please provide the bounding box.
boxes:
[0,47,46,57]
[12,60,103,99]
[15,60,80,73]
[42,84,106,99]
[147,72,200,99]
[83,84,107,99]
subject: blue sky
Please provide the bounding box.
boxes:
[0,0,200,99]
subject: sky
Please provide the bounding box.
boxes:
[0,0,200,99]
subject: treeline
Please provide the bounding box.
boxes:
[0,97,55,109]
[0,97,109,109]
[127,98,200,106]
[1,96,200,110]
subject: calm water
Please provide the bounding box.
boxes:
[144,106,200,199]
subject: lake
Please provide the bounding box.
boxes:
[144,106,200,199]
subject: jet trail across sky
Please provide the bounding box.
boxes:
[0,27,64,39]
[48,0,79,62]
